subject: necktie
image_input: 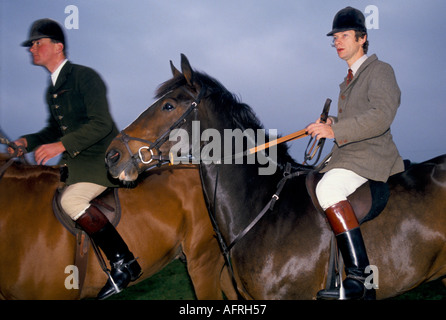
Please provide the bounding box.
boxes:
[346,69,353,85]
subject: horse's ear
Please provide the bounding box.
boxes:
[180,54,195,86]
[170,60,181,78]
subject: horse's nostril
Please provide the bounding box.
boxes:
[106,149,120,165]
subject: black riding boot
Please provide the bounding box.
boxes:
[317,201,376,300]
[76,205,142,300]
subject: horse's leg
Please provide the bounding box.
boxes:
[185,251,225,299]
[182,207,229,299]
[160,168,233,299]
[220,266,238,300]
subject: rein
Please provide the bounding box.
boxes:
[119,92,330,172]
[117,84,323,250]
[0,156,15,180]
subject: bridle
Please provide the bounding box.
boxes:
[115,82,330,173]
[113,84,207,173]
[109,80,321,297]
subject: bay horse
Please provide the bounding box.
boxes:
[0,153,236,300]
[105,54,446,299]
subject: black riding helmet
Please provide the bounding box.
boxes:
[327,6,367,36]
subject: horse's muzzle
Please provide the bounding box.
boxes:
[105,149,121,170]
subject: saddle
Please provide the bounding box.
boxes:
[306,170,390,224]
[305,170,390,297]
[52,186,121,296]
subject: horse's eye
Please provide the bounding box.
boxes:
[162,103,175,111]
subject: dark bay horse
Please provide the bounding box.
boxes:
[105,54,446,299]
[0,153,235,300]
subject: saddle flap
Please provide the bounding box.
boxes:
[52,187,121,236]
[305,170,389,224]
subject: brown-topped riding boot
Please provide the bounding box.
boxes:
[76,205,142,300]
[317,200,376,300]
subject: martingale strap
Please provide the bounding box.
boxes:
[227,163,310,251]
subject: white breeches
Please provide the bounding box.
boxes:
[316,168,367,210]
[60,182,107,220]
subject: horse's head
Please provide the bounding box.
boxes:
[107,54,292,184]
[106,54,206,184]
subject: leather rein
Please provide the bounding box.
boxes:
[116,85,325,255]
[114,84,314,268]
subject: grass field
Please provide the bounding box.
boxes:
[107,259,445,300]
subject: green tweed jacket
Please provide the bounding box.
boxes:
[321,54,405,182]
[23,61,119,186]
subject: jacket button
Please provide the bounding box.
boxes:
[339,108,343,113]
[58,115,64,120]
[54,105,60,109]
[61,126,68,131]
[341,95,346,100]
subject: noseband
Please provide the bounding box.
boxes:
[114,84,207,173]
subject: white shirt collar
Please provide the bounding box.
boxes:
[51,59,68,86]
[350,55,368,76]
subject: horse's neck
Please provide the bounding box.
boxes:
[200,163,280,233]
[0,153,13,162]
[0,160,61,181]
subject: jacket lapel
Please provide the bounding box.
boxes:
[354,54,377,80]
[52,61,72,93]
[339,54,378,94]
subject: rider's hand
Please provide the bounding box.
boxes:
[305,118,334,140]
[34,141,66,165]
[8,138,27,156]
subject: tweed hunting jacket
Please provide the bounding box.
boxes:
[321,54,404,182]
[23,61,119,186]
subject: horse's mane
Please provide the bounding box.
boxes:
[156,72,299,168]
[0,153,61,180]
[0,153,12,161]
